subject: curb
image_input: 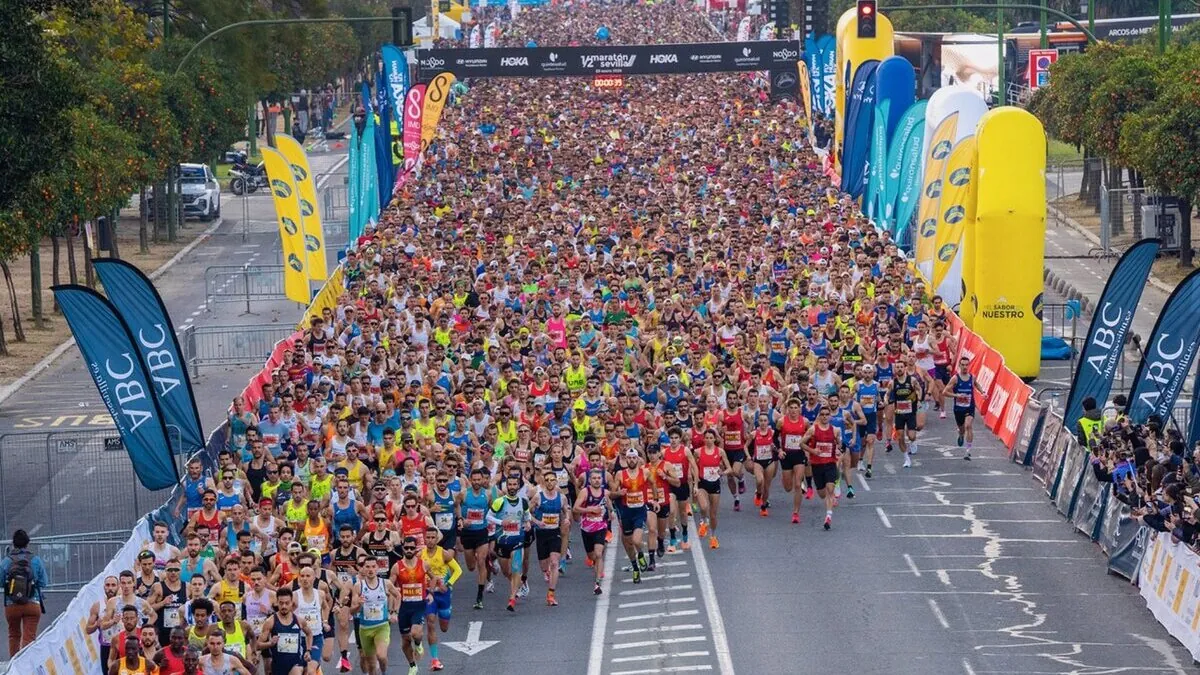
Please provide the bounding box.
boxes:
[0,217,225,407]
[1047,203,1175,295]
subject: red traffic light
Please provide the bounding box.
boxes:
[856,0,877,38]
[860,4,873,14]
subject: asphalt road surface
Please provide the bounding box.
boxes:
[0,152,345,539]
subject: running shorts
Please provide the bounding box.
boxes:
[894,413,918,431]
[697,479,721,495]
[859,413,877,436]
[724,448,746,465]
[425,590,452,620]
[460,527,489,551]
[581,529,606,553]
[780,451,807,471]
[652,500,670,519]
[494,538,521,559]
[954,408,974,427]
[934,365,951,384]
[358,622,390,654]
[811,463,839,491]
[670,483,692,502]
[535,528,563,561]
[396,600,425,635]
[438,527,457,550]
[617,505,647,536]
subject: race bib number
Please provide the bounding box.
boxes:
[815,441,834,459]
[363,603,385,622]
[895,401,913,415]
[466,508,485,526]
[263,434,280,447]
[784,435,802,451]
[501,520,520,536]
[435,512,454,529]
[299,608,320,633]
[755,444,774,461]
[625,490,644,508]
[163,607,181,628]
[723,430,740,446]
[669,462,685,478]
[337,571,353,585]
[859,395,875,409]
[955,393,971,407]
[702,466,721,482]
[307,535,327,551]
[401,583,424,602]
[277,633,300,654]
[248,617,266,635]
[542,513,560,528]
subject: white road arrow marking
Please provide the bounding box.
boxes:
[441,620,499,656]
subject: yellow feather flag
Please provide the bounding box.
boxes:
[261,147,310,304]
[274,135,328,281]
[797,61,814,138]
[420,72,457,154]
[931,136,977,291]
[914,112,960,281]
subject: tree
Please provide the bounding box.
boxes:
[1120,45,1200,268]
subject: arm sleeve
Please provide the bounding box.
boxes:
[444,557,462,586]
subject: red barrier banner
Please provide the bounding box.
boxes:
[239,331,303,407]
[984,367,1020,436]
[997,375,1033,450]
[957,328,983,370]
[974,347,1004,413]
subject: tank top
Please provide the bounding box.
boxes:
[269,612,304,662]
[363,533,394,576]
[461,488,491,531]
[400,514,427,547]
[157,647,185,675]
[697,446,723,483]
[810,424,838,465]
[618,469,648,509]
[220,619,247,657]
[813,370,837,397]
[156,581,188,631]
[215,489,241,518]
[662,444,690,482]
[912,335,935,370]
[194,509,221,543]
[358,577,389,627]
[431,490,456,532]
[179,555,206,585]
[117,656,150,675]
[394,559,427,604]
[647,460,671,494]
[331,498,362,533]
[284,499,308,527]
[892,376,918,415]
[213,579,245,615]
[721,410,745,450]
[856,381,879,415]
[243,588,273,637]
[579,487,609,533]
[421,546,450,584]
[183,475,207,512]
[801,400,821,423]
[309,473,334,502]
[933,337,952,366]
[533,490,564,529]
[303,519,330,553]
[779,414,807,454]
[752,428,776,461]
[952,374,975,410]
[294,587,323,635]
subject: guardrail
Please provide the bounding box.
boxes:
[321,183,349,223]
[179,324,300,377]
[203,264,287,313]
[1,533,130,593]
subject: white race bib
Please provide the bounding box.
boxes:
[277,633,300,654]
[702,466,720,482]
[163,607,181,628]
[435,512,454,529]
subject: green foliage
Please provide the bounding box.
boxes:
[1119,44,1200,206]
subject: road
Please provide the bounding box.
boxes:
[0,151,346,540]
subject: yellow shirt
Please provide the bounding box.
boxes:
[337,459,370,492]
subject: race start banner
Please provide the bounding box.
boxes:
[416,40,801,81]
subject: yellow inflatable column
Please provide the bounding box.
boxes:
[961,199,978,329]
[834,9,894,177]
[972,107,1046,379]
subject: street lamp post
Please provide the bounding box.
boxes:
[1158,0,1170,53]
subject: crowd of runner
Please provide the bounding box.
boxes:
[87,2,982,674]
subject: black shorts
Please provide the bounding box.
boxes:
[954,408,975,427]
[894,413,918,430]
[618,506,647,536]
[581,529,606,553]
[522,529,535,550]
[495,538,521,559]
[460,528,490,551]
[724,448,746,465]
[670,483,692,502]
[438,528,457,550]
[652,501,670,519]
[811,463,839,491]
[754,456,777,470]
[780,451,808,470]
[697,479,721,495]
[934,365,951,383]
[535,529,562,560]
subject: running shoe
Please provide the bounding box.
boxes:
[431,659,445,671]
[939,410,947,419]
[754,494,762,508]
[760,507,769,517]
[547,591,558,606]
[964,452,972,461]
[473,600,484,610]
[507,599,516,612]
[408,665,418,675]
[669,536,679,551]
[957,434,964,447]
[485,578,495,594]
[339,656,352,672]
[846,486,855,499]
[738,479,746,494]
[647,559,656,572]
[733,498,741,512]
[518,581,530,598]
[697,521,708,538]
[594,582,602,595]
[791,511,800,524]
[637,551,648,570]
[559,560,568,576]
[681,540,691,550]
[823,514,832,530]
[805,486,814,500]
[903,453,913,468]
[605,530,613,543]
[886,442,894,453]
[415,641,424,658]
[865,466,873,479]
[632,569,641,584]
[565,548,573,562]
[857,463,865,473]
[708,536,719,550]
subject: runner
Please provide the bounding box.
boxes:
[692,428,733,549]
[777,399,810,523]
[421,526,461,670]
[529,469,568,604]
[573,468,613,595]
[390,536,432,675]
[890,360,923,468]
[803,406,842,530]
[610,448,653,581]
[951,356,976,460]
[486,474,530,612]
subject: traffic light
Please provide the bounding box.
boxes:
[769,0,789,33]
[856,0,876,38]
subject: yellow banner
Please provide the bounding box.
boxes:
[273,135,328,282]
[261,147,310,304]
[297,267,345,330]
[915,112,960,276]
[931,136,977,290]
[420,71,457,154]
[797,61,813,138]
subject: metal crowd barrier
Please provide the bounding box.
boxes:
[321,183,349,223]
[0,533,130,593]
[179,324,299,377]
[203,264,286,313]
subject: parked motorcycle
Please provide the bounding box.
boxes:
[229,157,269,195]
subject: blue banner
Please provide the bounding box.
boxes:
[840,60,878,197]
[382,44,410,137]
[875,56,915,138]
[1063,239,1160,430]
[1189,364,1200,446]
[92,259,204,455]
[866,100,889,221]
[893,117,927,248]
[882,100,926,233]
[818,34,837,116]
[804,36,822,116]
[1125,268,1200,423]
[51,285,179,491]
[374,68,396,208]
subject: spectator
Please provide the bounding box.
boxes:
[1076,396,1103,449]
[2,529,49,656]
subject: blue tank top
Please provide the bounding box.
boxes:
[184,475,207,511]
[332,498,362,533]
[584,397,605,417]
[768,329,790,364]
[269,613,305,665]
[225,521,250,552]
[663,389,684,412]
[180,556,206,584]
[811,336,829,358]
[638,385,659,407]
[875,363,893,388]
[462,488,491,531]
[952,374,975,411]
[801,401,821,423]
[432,490,457,532]
[216,491,240,514]
[856,382,879,415]
[837,403,856,444]
[533,491,564,530]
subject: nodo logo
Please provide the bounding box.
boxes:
[300,199,314,217]
[919,218,937,237]
[944,205,966,224]
[288,253,304,272]
[271,179,292,199]
[948,167,970,186]
[282,216,299,236]
[931,140,952,160]
[305,235,321,252]
[937,243,957,261]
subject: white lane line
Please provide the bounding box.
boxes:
[885,463,897,474]
[935,570,952,587]
[611,651,711,664]
[586,543,619,675]
[613,636,708,650]
[927,598,950,629]
[613,624,704,636]
[315,156,349,189]
[903,553,922,578]
[875,507,893,529]
[191,310,202,317]
[688,517,735,675]
[655,560,688,567]
[619,584,694,596]
[858,477,871,491]
[611,666,713,675]
[57,493,71,505]
[195,303,205,311]
[615,610,700,623]
[618,597,697,609]
[620,572,690,583]
[962,659,977,675]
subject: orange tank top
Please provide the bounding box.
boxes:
[393,559,427,604]
[619,469,647,508]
